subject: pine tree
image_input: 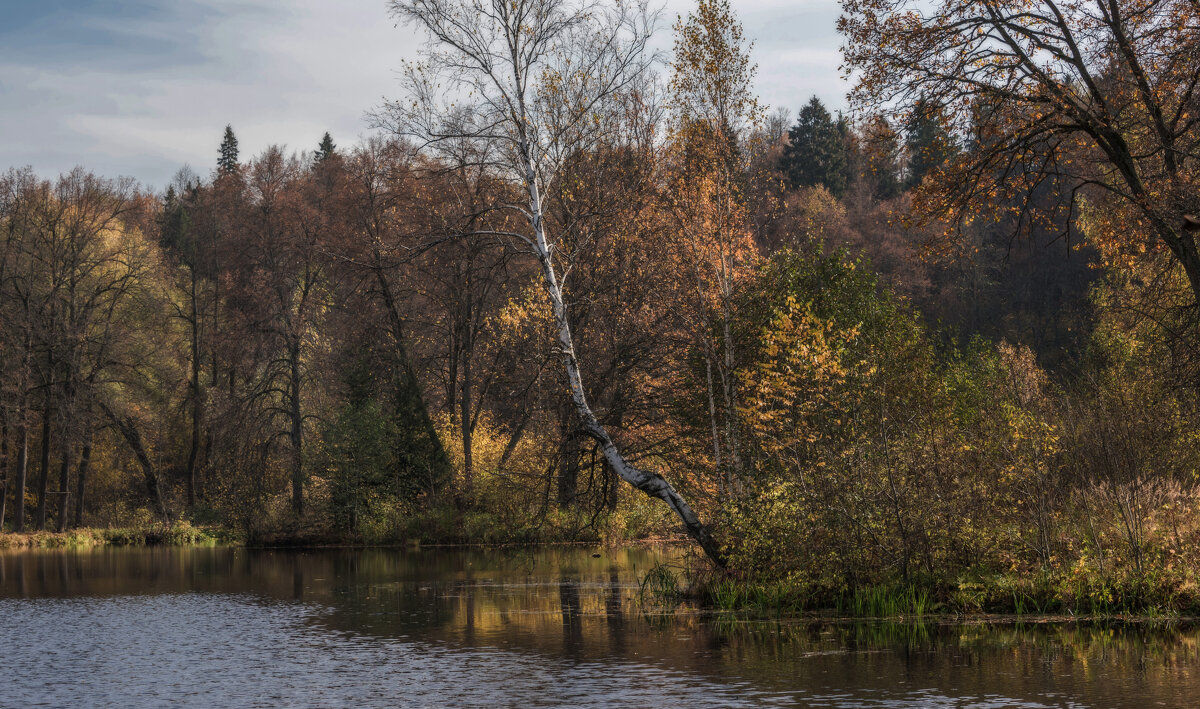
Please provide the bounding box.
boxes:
[836,112,856,195]
[158,185,188,255]
[314,132,337,165]
[781,96,847,196]
[217,125,239,175]
[904,99,954,190]
[859,114,903,199]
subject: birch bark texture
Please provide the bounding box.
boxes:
[381,0,724,564]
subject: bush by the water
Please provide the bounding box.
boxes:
[709,248,1200,616]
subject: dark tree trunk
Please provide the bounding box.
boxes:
[447,331,458,426]
[55,446,70,533]
[211,274,221,390]
[35,408,50,531]
[12,409,28,533]
[289,339,304,516]
[605,461,619,512]
[460,346,474,494]
[98,401,170,522]
[185,271,202,509]
[0,411,8,531]
[201,430,212,501]
[557,421,579,509]
[73,439,92,528]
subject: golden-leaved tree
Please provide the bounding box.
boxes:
[664,0,763,500]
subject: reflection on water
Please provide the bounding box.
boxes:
[1,546,1197,708]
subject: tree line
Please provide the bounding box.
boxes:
[3,0,1200,609]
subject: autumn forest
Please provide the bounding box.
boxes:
[3,0,1200,614]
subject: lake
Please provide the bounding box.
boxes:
[0,545,1196,707]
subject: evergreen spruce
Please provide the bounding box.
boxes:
[904,99,955,189]
[836,112,857,196]
[217,125,239,175]
[781,96,848,196]
[314,132,337,164]
[158,185,190,257]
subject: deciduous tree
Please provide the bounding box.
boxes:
[380,0,724,563]
[842,0,1200,304]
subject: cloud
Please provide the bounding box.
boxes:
[0,0,420,187]
[0,0,847,189]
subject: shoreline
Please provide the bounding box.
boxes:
[0,524,229,549]
[0,525,690,550]
[4,529,1197,622]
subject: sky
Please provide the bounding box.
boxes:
[0,0,850,190]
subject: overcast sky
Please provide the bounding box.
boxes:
[0,0,849,190]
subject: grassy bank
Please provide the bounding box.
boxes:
[7,522,1199,623]
[243,498,676,548]
[0,522,232,549]
[0,503,672,550]
[689,567,1200,619]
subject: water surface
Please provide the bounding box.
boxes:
[1,546,1196,707]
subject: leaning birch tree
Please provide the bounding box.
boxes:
[380,0,724,564]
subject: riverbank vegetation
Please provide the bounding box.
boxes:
[0,522,224,549]
[3,0,1200,614]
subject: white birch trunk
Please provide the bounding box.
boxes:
[384,0,723,565]
[523,154,724,565]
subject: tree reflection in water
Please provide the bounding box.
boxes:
[1,545,1198,707]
